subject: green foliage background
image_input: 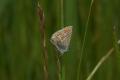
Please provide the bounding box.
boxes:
[0,0,120,80]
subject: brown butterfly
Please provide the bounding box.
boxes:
[50,26,72,54]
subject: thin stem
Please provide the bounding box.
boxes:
[38,3,48,80]
[56,0,64,80]
[55,51,62,80]
[86,48,114,80]
[57,55,61,80]
[77,0,94,79]
[61,0,64,27]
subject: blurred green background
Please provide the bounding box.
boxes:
[0,0,120,80]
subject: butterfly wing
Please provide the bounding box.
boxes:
[50,26,72,54]
[62,27,72,51]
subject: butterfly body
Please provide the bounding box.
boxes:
[50,26,72,54]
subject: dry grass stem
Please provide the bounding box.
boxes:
[86,48,114,80]
[38,2,48,80]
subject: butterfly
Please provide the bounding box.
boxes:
[50,26,72,54]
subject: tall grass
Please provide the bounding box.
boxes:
[0,0,120,80]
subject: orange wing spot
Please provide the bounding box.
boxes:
[64,28,71,33]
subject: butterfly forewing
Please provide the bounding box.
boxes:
[50,26,72,54]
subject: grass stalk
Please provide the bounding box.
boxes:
[38,3,48,80]
[55,0,64,80]
[61,0,64,27]
[77,0,94,79]
[56,54,62,80]
[86,48,114,80]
